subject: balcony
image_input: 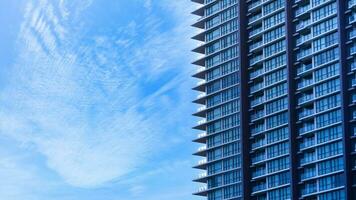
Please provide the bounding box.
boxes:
[296,33,312,46]
[251,96,264,107]
[250,54,263,66]
[193,185,208,196]
[297,79,313,90]
[295,4,310,17]
[252,182,266,193]
[301,184,317,196]
[349,0,356,8]
[251,124,265,136]
[251,139,266,150]
[193,119,207,130]
[300,154,316,165]
[248,13,263,24]
[193,158,207,169]
[251,110,265,121]
[299,124,315,135]
[251,152,266,164]
[250,82,264,93]
[248,0,262,11]
[194,145,207,156]
[249,40,263,51]
[250,68,264,79]
[193,172,208,183]
[193,67,205,79]
[298,109,314,119]
[297,48,312,60]
[193,132,207,144]
[298,94,313,105]
[193,80,206,92]
[296,19,311,31]
[299,138,315,150]
[249,26,263,37]
[349,13,356,24]
[297,63,313,75]
[193,92,206,104]
[300,169,316,181]
[252,168,266,178]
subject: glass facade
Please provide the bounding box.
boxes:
[192,0,355,199]
[192,0,243,199]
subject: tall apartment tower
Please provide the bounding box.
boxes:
[192,0,356,199]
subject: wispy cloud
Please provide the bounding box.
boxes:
[0,0,196,194]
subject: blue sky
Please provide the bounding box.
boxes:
[0,1,202,199]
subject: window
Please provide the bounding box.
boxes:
[266,112,288,129]
[264,11,285,29]
[223,170,241,185]
[220,5,238,22]
[264,54,286,72]
[318,157,344,175]
[265,68,287,86]
[223,142,240,157]
[314,47,339,67]
[265,83,287,100]
[221,19,238,36]
[267,141,289,158]
[264,25,285,43]
[223,155,241,170]
[313,17,338,37]
[264,40,285,57]
[315,94,341,113]
[315,109,341,128]
[208,189,223,200]
[208,174,223,188]
[265,97,288,115]
[267,156,289,173]
[206,16,220,29]
[318,173,344,191]
[223,183,242,199]
[206,28,220,42]
[317,141,343,159]
[314,63,339,82]
[207,87,239,108]
[315,78,340,97]
[316,125,342,143]
[268,187,291,200]
[263,0,284,15]
[266,127,289,144]
[313,32,338,52]
[319,189,346,200]
[312,2,337,22]
[267,171,290,188]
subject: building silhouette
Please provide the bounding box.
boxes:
[192,0,356,199]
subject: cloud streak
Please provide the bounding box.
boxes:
[0,0,197,198]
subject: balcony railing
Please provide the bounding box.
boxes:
[250,82,264,93]
[298,94,313,104]
[296,19,311,31]
[299,124,315,134]
[297,48,312,60]
[298,109,314,119]
[300,139,315,150]
[297,63,313,74]
[296,33,312,46]
[248,0,262,10]
[297,79,313,89]
[252,168,266,178]
[197,132,207,139]
[295,4,310,16]
[252,183,266,193]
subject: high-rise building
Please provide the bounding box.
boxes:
[191,0,356,199]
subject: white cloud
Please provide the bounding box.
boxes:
[0,0,196,191]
